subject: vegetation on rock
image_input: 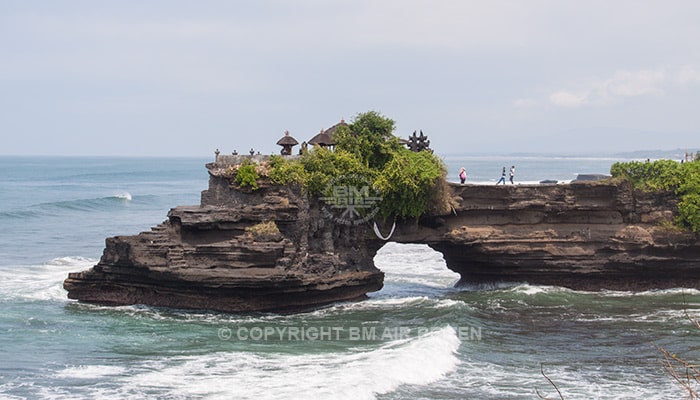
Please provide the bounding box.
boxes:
[374,149,450,218]
[266,111,449,220]
[333,110,402,169]
[234,159,260,190]
[244,221,282,241]
[610,159,700,232]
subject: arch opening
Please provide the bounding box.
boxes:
[372,242,460,298]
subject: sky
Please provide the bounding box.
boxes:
[1,0,699,157]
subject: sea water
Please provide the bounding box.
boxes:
[1,155,698,399]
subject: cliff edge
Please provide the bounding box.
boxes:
[392,181,700,291]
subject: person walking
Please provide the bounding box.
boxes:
[496,167,506,185]
[509,165,515,184]
[459,167,467,184]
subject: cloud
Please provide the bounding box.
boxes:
[548,66,699,107]
[605,69,665,97]
[549,91,586,107]
[513,98,538,107]
[0,13,271,94]
[549,91,587,107]
[676,65,700,85]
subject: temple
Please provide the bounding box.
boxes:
[276,130,298,155]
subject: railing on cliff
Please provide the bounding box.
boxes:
[212,154,301,166]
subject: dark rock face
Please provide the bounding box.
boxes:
[65,162,700,313]
[64,163,384,312]
[572,173,611,182]
[391,182,700,291]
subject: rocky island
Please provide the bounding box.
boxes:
[64,113,700,312]
[64,154,385,312]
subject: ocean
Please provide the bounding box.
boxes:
[1,155,698,399]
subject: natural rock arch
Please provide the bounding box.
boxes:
[64,164,700,313]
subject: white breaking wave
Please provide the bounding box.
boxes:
[465,283,700,298]
[0,256,95,302]
[445,357,682,399]
[601,287,700,297]
[508,283,576,296]
[310,296,469,316]
[574,308,700,323]
[375,242,460,288]
[372,242,461,300]
[112,192,132,201]
[56,365,127,379]
[53,326,461,400]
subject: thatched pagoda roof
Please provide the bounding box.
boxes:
[308,129,334,146]
[324,118,347,138]
[276,130,299,146]
[307,119,348,146]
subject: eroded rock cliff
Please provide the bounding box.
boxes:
[393,182,700,290]
[63,161,384,312]
[64,160,700,313]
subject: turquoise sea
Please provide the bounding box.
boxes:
[1,155,699,399]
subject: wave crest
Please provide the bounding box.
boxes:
[0,257,95,302]
[53,326,461,400]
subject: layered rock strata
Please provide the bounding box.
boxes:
[64,161,384,312]
[65,161,700,312]
[392,182,700,291]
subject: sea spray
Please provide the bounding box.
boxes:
[64,326,463,400]
[0,256,95,302]
[0,156,696,399]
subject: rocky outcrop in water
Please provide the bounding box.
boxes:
[64,158,700,312]
[64,158,384,312]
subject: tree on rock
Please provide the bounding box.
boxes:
[334,111,403,170]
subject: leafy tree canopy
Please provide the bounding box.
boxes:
[374,148,448,219]
[334,111,403,170]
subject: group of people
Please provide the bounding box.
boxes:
[457,165,516,185]
[496,165,516,185]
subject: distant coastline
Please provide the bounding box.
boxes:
[441,148,699,160]
[1,148,697,160]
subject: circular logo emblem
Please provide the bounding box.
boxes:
[319,174,382,226]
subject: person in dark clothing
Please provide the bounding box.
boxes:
[496,167,506,185]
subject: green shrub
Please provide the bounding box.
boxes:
[334,111,403,170]
[610,159,683,191]
[300,148,374,196]
[234,160,260,190]
[678,193,700,233]
[268,155,308,186]
[374,149,447,219]
[611,159,700,232]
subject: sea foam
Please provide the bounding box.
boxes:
[0,256,95,302]
[65,326,461,400]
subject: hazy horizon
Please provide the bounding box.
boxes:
[1,1,699,157]
[1,147,696,160]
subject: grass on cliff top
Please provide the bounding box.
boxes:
[611,159,700,233]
